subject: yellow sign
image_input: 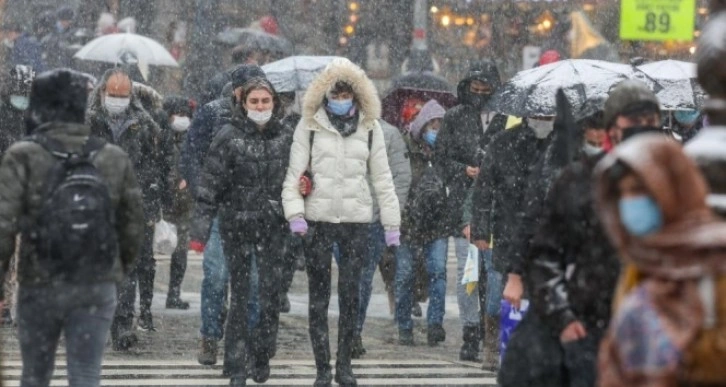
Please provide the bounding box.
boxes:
[620,0,696,41]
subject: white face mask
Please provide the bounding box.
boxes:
[247,109,272,125]
[582,143,603,157]
[529,118,554,139]
[171,116,191,132]
[9,95,29,110]
[104,95,130,115]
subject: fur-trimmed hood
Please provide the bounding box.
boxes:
[302,58,381,124]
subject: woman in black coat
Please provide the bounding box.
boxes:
[190,73,292,387]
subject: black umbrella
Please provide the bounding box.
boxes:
[381,72,457,129]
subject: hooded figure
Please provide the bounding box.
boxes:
[0,65,34,154]
[595,134,726,386]
[190,69,292,386]
[281,58,400,386]
[0,68,144,387]
[86,67,171,348]
[435,61,508,361]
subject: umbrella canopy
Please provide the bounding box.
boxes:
[381,72,457,129]
[487,59,634,117]
[262,56,344,93]
[636,60,705,110]
[216,28,293,55]
[74,33,178,67]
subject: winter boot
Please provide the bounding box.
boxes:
[427,324,446,346]
[482,316,500,371]
[112,331,138,352]
[1,307,12,326]
[335,362,358,386]
[280,292,291,313]
[351,334,366,359]
[229,377,246,387]
[252,357,271,383]
[166,286,190,309]
[399,328,414,346]
[459,325,482,361]
[314,364,333,387]
[198,337,218,365]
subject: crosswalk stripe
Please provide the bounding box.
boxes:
[1,359,497,386]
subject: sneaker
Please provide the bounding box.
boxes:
[427,324,446,346]
[166,296,190,310]
[411,302,422,317]
[137,311,157,332]
[351,335,366,359]
[398,328,414,346]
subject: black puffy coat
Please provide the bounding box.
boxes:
[471,124,552,273]
[191,107,293,242]
[528,154,620,336]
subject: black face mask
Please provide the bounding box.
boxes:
[467,93,491,110]
[622,125,662,141]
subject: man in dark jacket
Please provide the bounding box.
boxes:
[435,60,507,361]
[0,22,45,72]
[471,115,554,368]
[499,80,661,386]
[86,67,168,349]
[0,65,34,155]
[0,68,144,386]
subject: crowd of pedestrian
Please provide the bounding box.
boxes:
[1,4,726,387]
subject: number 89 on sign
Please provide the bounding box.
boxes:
[620,0,696,42]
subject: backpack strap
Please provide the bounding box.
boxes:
[27,135,72,159]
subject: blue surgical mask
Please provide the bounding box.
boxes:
[327,98,353,116]
[9,95,29,110]
[674,110,700,126]
[423,131,437,147]
[618,195,663,237]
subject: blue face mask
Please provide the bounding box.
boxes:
[423,131,437,147]
[618,195,663,237]
[327,98,353,116]
[674,110,700,126]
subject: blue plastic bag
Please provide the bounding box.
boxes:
[500,299,530,363]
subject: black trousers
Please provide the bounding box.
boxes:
[305,222,368,372]
[280,235,303,294]
[112,223,155,339]
[220,221,285,378]
[168,221,190,298]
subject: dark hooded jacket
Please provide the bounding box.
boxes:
[191,101,293,242]
[86,73,169,222]
[0,70,144,299]
[0,98,26,154]
[435,62,507,231]
[471,123,552,273]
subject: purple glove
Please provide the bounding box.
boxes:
[290,217,308,235]
[385,230,401,247]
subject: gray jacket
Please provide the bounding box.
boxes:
[371,119,412,222]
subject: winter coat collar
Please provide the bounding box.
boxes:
[303,58,381,126]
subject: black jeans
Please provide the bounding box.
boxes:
[17,282,116,387]
[112,223,154,338]
[305,222,368,372]
[281,235,303,295]
[220,220,285,378]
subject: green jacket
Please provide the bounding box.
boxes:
[0,122,145,300]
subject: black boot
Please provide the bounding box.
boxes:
[1,307,12,326]
[280,292,291,313]
[335,362,357,386]
[137,309,156,332]
[111,316,138,351]
[252,358,271,383]
[229,376,246,387]
[427,324,446,346]
[351,335,366,359]
[399,328,414,346]
[166,287,190,309]
[459,325,482,361]
[314,365,333,387]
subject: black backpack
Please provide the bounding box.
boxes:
[25,135,118,282]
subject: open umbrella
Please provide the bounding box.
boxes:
[262,56,344,93]
[636,60,705,110]
[487,59,635,117]
[74,33,178,67]
[216,28,293,56]
[381,72,457,129]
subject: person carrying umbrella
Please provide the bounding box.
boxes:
[282,58,400,387]
[435,60,507,362]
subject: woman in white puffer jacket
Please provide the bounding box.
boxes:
[282,58,400,387]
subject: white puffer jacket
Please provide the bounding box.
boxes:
[282,58,401,229]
